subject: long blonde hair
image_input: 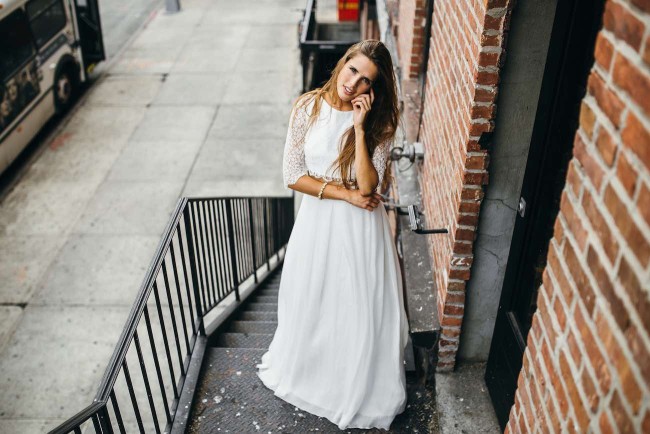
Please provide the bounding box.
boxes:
[293,40,400,191]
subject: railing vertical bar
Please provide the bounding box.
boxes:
[161,264,185,373]
[168,243,191,355]
[201,200,218,306]
[143,306,171,426]
[133,330,161,434]
[207,201,223,301]
[263,198,270,270]
[225,199,240,301]
[97,405,115,434]
[122,359,145,434]
[239,199,252,279]
[216,200,232,297]
[175,228,197,335]
[188,203,208,315]
[74,427,82,434]
[153,282,179,399]
[207,200,224,302]
[233,199,245,282]
[110,390,127,434]
[183,205,205,336]
[248,198,258,283]
[91,414,102,434]
[197,201,215,309]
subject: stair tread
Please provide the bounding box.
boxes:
[213,332,273,349]
[188,348,435,433]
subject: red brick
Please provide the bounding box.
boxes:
[465,152,489,170]
[604,184,650,266]
[576,307,612,393]
[460,200,481,213]
[560,191,588,250]
[642,409,650,433]
[479,51,501,68]
[558,351,590,430]
[599,411,615,434]
[453,241,473,254]
[616,151,638,197]
[621,112,650,170]
[580,362,599,412]
[609,391,634,433]
[471,103,496,119]
[541,344,569,418]
[595,126,617,166]
[613,54,650,115]
[564,241,596,314]
[594,32,614,71]
[603,1,645,50]
[597,310,643,414]
[586,246,629,330]
[638,183,650,227]
[625,326,650,387]
[441,315,463,327]
[619,256,650,337]
[446,290,466,304]
[565,160,582,199]
[581,189,620,264]
[443,303,464,316]
[547,243,575,305]
[449,266,471,280]
[574,133,605,190]
[630,0,650,14]
[587,72,625,129]
[579,102,596,139]
[474,86,498,103]
[553,216,565,246]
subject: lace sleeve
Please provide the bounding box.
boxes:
[282,99,310,189]
[371,136,393,193]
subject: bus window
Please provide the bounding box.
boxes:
[26,0,67,48]
[0,9,36,82]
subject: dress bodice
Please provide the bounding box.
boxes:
[303,98,354,181]
[281,95,392,191]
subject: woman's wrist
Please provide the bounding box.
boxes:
[323,183,351,202]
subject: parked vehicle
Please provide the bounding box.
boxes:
[0,0,105,174]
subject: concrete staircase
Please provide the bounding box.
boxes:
[186,267,437,433]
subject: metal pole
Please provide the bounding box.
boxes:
[166,0,180,13]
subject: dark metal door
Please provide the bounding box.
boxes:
[485,0,604,429]
[74,0,105,69]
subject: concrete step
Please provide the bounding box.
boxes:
[227,320,277,334]
[254,295,278,303]
[213,332,273,349]
[188,348,437,433]
[244,302,277,312]
[235,310,277,322]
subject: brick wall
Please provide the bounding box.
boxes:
[415,0,514,370]
[396,0,428,79]
[506,0,650,431]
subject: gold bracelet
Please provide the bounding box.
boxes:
[317,181,329,200]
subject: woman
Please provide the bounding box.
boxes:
[256,40,410,431]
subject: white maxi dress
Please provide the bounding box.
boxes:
[256,95,410,431]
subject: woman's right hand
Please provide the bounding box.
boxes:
[346,189,383,211]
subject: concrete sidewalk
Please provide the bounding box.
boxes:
[0,0,303,432]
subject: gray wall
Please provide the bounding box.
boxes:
[457,0,560,361]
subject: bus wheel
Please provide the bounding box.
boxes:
[54,66,78,113]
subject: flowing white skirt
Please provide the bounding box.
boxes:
[255,193,410,431]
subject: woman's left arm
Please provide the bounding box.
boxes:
[353,127,380,196]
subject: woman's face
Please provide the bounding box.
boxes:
[336,55,378,102]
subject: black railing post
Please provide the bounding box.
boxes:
[183,205,205,336]
[263,198,270,271]
[247,198,258,283]
[225,199,241,302]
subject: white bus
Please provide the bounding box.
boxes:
[0,0,105,174]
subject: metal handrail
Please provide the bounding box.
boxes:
[48,196,294,434]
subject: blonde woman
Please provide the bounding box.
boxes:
[256,40,409,431]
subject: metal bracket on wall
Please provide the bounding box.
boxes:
[383,199,448,235]
[390,141,425,162]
